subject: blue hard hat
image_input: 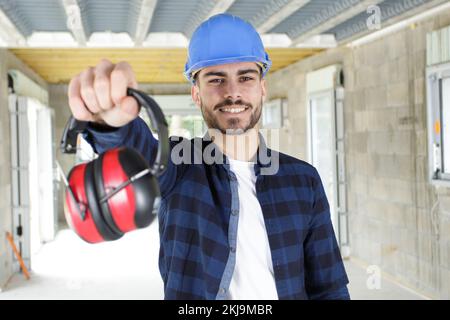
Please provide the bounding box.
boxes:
[184,13,272,83]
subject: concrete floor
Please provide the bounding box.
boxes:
[0,222,428,300]
[0,222,164,299]
[344,259,429,300]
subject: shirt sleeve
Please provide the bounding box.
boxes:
[304,167,350,300]
[81,117,178,198]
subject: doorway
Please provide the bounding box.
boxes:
[306,65,349,255]
[9,91,57,272]
[308,90,339,232]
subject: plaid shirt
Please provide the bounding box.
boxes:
[84,117,350,300]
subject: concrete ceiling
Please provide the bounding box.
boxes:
[1,0,445,46]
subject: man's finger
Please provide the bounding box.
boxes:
[68,75,94,121]
[94,59,115,110]
[110,61,138,106]
[79,67,101,114]
[101,96,139,127]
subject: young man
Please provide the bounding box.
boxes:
[68,13,350,300]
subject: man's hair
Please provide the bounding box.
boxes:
[193,72,200,85]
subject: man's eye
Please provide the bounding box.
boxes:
[240,76,253,82]
[210,78,224,84]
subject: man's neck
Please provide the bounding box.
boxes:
[208,127,260,162]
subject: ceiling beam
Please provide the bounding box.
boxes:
[134,0,158,46]
[0,8,26,46]
[62,0,87,46]
[257,0,311,34]
[204,0,236,20]
[290,0,384,46]
[184,0,236,38]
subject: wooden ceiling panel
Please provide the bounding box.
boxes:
[10,48,322,84]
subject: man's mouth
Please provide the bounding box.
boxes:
[218,106,250,114]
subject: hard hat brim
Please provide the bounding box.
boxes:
[184,55,272,84]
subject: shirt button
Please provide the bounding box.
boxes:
[220,288,227,294]
[229,174,236,181]
[231,209,238,216]
[230,246,236,253]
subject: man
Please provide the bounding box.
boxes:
[68,13,350,300]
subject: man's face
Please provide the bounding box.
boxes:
[191,62,267,134]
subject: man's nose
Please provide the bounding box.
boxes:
[223,79,242,101]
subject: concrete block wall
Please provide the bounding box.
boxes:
[0,49,48,289]
[48,84,75,226]
[0,49,13,290]
[266,10,450,299]
[34,84,81,225]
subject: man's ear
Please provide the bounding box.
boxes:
[261,78,267,103]
[191,83,201,108]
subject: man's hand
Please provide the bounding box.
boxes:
[68,59,139,127]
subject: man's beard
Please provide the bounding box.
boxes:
[200,97,263,134]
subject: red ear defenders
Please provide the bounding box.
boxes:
[60,88,169,243]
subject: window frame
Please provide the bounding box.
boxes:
[426,61,450,185]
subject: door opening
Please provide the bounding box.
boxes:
[306,65,349,257]
[9,91,57,272]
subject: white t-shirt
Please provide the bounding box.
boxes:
[226,158,278,300]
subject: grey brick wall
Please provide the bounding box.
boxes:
[266,10,450,299]
[48,84,76,226]
[0,49,12,290]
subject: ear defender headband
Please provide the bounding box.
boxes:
[60,88,168,243]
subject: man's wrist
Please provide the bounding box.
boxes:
[87,121,121,133]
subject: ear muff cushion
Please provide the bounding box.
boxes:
[85,160,122,241]
[93,152,124,236]
[101,148,138,232]
[118,148,159,228]
[65,164,104,243]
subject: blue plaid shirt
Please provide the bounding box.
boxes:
[84,117,350,300]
